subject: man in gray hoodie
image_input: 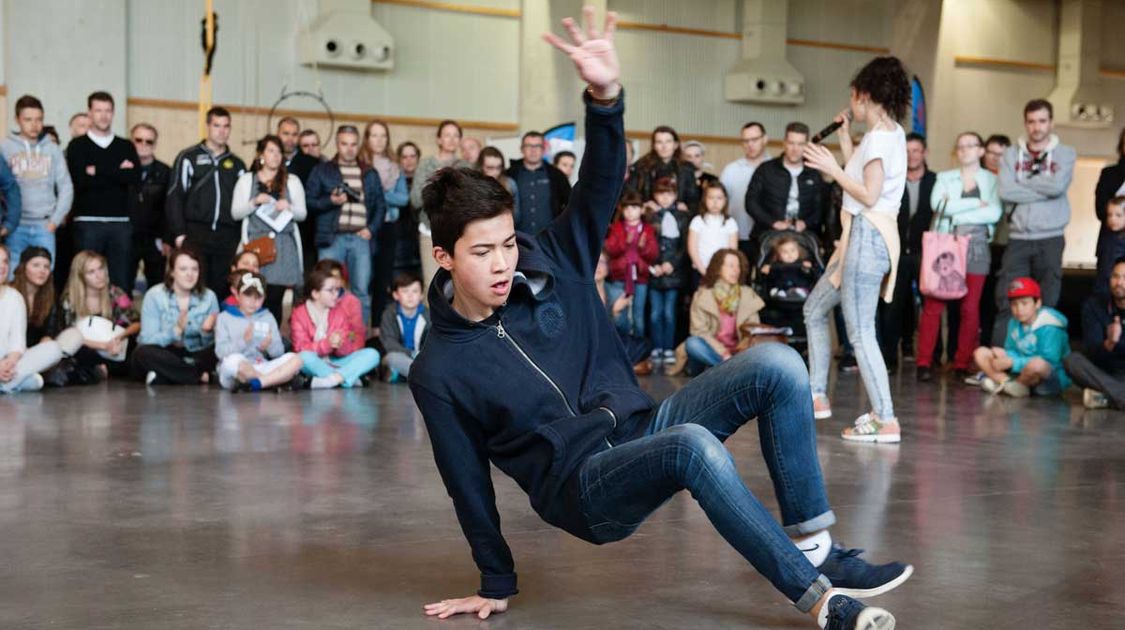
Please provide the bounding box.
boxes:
[991,98,1076,346]
[1,94,73,274]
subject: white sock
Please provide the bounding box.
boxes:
[817,589,842,628]
[795,529,832,567]
[310,376,339,389]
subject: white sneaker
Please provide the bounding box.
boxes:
[650,349,663,365]
[980,376,1004,394]
[1083,388,1109,409]
[841,413,901,443]
[813,394,833,419]
[1002,380,1030,398]
[145,371,158,387]
[20,373,45,393]
[964,371,987,387]
[662,349,675,363]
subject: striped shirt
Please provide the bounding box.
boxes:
[337,163,366,232]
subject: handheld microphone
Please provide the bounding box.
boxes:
[811,112,853,144]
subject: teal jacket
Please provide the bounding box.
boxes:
[929,168,1002,239]
[1003,306,1071,389]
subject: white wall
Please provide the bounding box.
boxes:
[4,0,128,141]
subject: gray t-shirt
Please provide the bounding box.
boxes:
[905,178,921,218]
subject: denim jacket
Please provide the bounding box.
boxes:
[139,285,220,352]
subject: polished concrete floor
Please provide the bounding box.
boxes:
[0,363,1122,629]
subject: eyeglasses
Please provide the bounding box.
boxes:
[955,143,981,150]
[133,137,155,145]
[522,143,544,150]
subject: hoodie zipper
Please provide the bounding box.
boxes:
[495,320,614,449]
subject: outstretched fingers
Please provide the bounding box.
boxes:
[563,16,586,45]
[542,31,576,55]
[603,10,618,41]
[583,5,599,40]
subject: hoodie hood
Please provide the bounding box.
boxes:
[1028,306,1067,332]
[6,130,56,150]
[220,301,270,318]
[427,232,557,343]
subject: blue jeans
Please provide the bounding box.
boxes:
[804,215,894,418]
[319,233,373,325]
[648,288,678,352]
[299,348,380,387]
[685,335,723,372]
[604,281,648,338]
[73,220,133,291]
[5,223,55,279]
[578,344,835,612]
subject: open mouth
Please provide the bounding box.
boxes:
[490,279,511,296]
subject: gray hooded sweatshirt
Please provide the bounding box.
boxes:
[214,304,285,363]
[997,134,1075,241]
[0,131,73,227]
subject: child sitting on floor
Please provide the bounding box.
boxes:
[759,235,815,300]
[214,271,304,392]
[291,264,380,389]
[379,271,428,383]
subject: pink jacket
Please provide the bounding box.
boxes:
[290,292,366,357]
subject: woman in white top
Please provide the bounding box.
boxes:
[231,135,307,325]
[688,181,739,276]
[801,56,911,443]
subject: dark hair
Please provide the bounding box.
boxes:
[397,141,420,161]
[251,135,288,197]
[553,151,576,166]
[784,122,810,138]
[1024,99,1053,120]
[304,266,338,300]
[1109,195,1125,209]
[906,132,927,149]
[850,56,911,122]
[956,131,984,147]
[741,122,766,135]
[701,248,749,288]
[698,180,730,218]
[336,124,359,137]
[276,116,300,131]
[206,106,231,123]
[130,122,158,140]
[521,131,544,145]
[652,176,677,196]
[312,258,349,289]
[87,91,114,109]
[164,247,206,295]
[1116,127,1125,161]
[437,119,463,138]
[298,129,319,141]
[618,191,645,209]
[985,134,1011,149]
[638,126,683,170]
[770,235,805,260]
[1114,255,1125,269]
[15,95,43,116]
[392,271,423,292]
[933,250,957,271]
[231,249,260,272]
[361,119,394,165]
[477,145,505,170]
[43,126,59,144]
[229,270,266,297]
[424,168,513,252]
[12,246,55,327]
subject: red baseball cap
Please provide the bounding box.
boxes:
[1007,277,1041,300]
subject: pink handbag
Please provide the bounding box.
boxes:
[919,200,970,300]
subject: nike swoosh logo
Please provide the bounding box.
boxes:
[799,544,820,553]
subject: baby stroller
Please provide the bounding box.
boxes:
[752,230,825,353]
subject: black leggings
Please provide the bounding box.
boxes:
[131,344,218,385]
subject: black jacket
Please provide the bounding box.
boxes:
[647,206,690,291]
[745,157,827,242]
[128,159,171,239]
[1080,294,1125,374]
[286,151,319,184]
[1095,159,1125,253]
[626,158,699,208]
[409,93,653,600]
[897,169,936,257]
[166,142,247,236]
[506,159,571,233]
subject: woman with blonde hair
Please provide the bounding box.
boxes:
[60,249,140,380]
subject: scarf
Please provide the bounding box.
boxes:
[370,155,401,192]
[712,280,740,315]
[306,301,330,342]
[659,208,681,239]
[622,221,644,295]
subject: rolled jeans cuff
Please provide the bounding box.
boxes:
[794,574,833,613]
[783,509,836,537]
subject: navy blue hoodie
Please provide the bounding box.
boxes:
[408,93,655,600]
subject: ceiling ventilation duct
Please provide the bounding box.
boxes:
[299,0,395,71]
[1047,0,1113,127]
[725,0,805,105]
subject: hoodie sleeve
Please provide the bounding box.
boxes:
[380,306,409,356]
[998,149,1048,205]
[1032,322,1070,371]
[385,173,409,209]
[51,146,74,226]
[535,91,626,279]
[214,312,240,359]
[410,382,518,599]
[165,149,192,238]
[0,159,22,234]
[266,315,284,359]
[1022,147,1075,199]
[1080,299,1119,362]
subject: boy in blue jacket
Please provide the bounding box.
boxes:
[409,9,907,630]
[974,277,1070,397]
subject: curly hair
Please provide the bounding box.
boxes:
[850,56,911,122]
[701,248,749,288]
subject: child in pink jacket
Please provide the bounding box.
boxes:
[290,260,379,388]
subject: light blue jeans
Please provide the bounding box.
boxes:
[299,348,380,387]
[319,233,373,325]
[685,335,724,372]
[5,223,55,279]
[604,281,649,338]
[803,215,894,419]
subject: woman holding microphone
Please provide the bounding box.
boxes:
[802,57,911,443]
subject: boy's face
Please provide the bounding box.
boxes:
[436,213,518,317]
[777,242,800,264]
[622,204,643,223]
[394,281,423,311]
[1009,296,1040,324]
[1106,203,1125,232]
[237,289,264,315]
[653,191,677,209]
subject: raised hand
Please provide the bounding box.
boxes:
[543,6,620,98]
